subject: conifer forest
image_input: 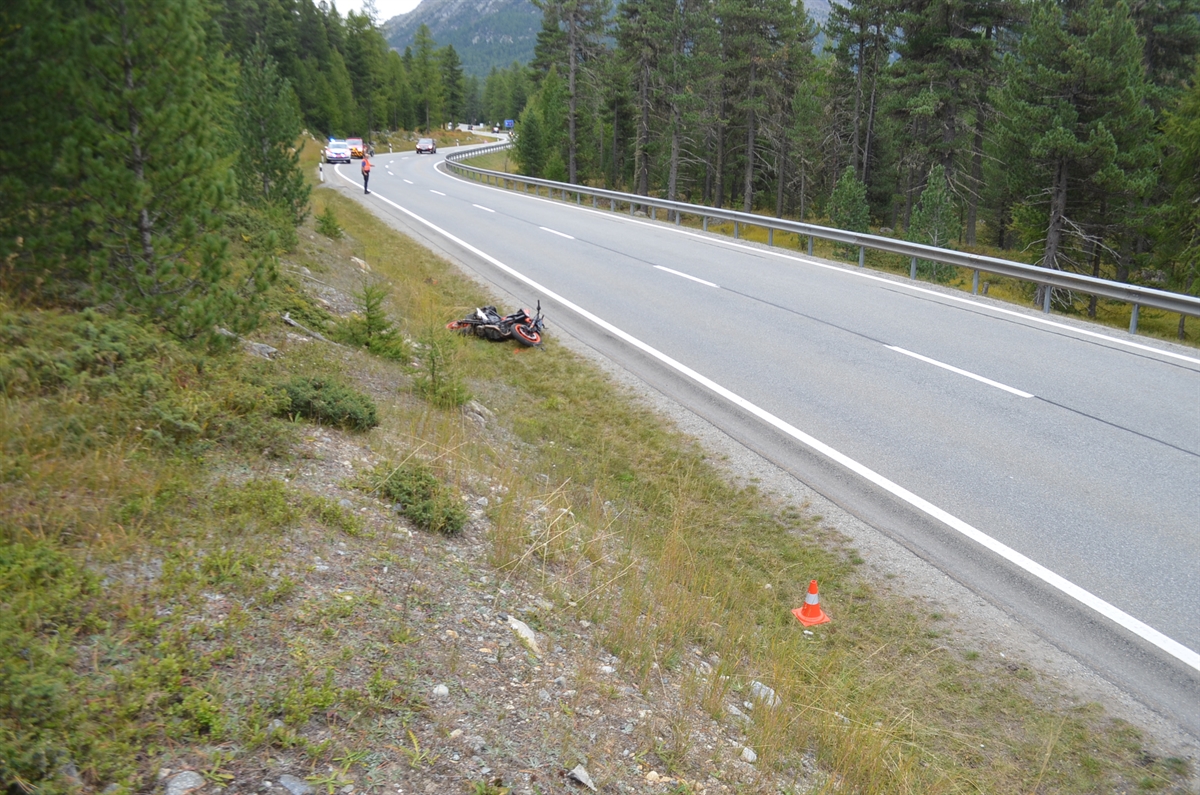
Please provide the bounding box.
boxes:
[2,0,1199,332]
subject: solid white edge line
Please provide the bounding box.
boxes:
[888,346,1035,398]
[655,265,719,288]
[539,226,575,239]
[340,164,1200,673]
[473,204,495,213]
[437,165,1200,367]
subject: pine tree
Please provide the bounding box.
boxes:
[515,106,548,176]
[908,163,957,281]
[235,39,311,226]
[411,25,445,130]
[1154,59,1200,338]
[59,0,273,337]
[828,165,870,259]
[440,45,467,123]
[994,0,1155,307]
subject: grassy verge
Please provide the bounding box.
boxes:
[0,149,1191,795]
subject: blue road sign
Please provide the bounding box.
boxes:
[504,119,514,129]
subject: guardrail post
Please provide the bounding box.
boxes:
[630,201,635,216]
[1130,303,1140,333]
[703,217,708,232]
[807,236,813,256]
[972,270,980,295]
[1042,286,1052,314]
[592,195,597,207]
[858,246,865,268]
[650,206,655,220]
[769,228,774,246]
[734,222,740,239]
[910,257,917,279]
[576,192,580,205]
[675,211,681,226]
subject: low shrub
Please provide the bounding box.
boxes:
[315,206,342,239]
[370,461,466,535]
[279,376,378,431]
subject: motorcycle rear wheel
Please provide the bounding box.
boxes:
[446,320,472,331]
[513,324,542,346]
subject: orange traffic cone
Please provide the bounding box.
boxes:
[792,579,831,627]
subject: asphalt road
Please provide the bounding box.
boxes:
[332,144,1200,738]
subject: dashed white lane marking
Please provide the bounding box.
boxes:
[437,162,1200,368]
[539,226,574,239]
[655,265,719,288]
[473,204,495,213]
[430,190,446,196]
[887,346,1035,398]
[404,179,413,184]
[338,162,1200,674]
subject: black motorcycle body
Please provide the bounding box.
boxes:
[447,302,545,346]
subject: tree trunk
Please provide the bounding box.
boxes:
[636,59,650,197]
[775,140,786,217]
[667,103,680,206]
[714,94,726,210]
[966,113,983,246]
[1036,157,1069,307]
[567,11,578,184]
[853,33,864,177]
[862,28,882,186]
[122,11,156,277]
[1087,238,1101,317]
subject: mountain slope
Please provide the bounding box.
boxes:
[383,0,831,77]
[383,0,542,77]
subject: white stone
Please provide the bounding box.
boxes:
[741,746,758,764]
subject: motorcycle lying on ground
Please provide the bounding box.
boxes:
[446,301,545,346]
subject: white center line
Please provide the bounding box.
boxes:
[336,163,1200,672]
[654,265,719,288]
[540,226,574,239]
[888,346,1034,398]
[473,204,495,213]
[430,189,446,196]
[404,179,413,184]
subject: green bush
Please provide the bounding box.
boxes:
[371,461,467,535]
[0,306,291,454]
[280,376,378,431]
[331,281,411,362]
[315,206,342,239]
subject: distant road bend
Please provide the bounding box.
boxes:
[334,144,1200,739]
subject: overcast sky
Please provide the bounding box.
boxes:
[335,0,421,24]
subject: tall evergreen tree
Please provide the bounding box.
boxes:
[994,0,1155,306]
[828,165,871,258]
[60,0,272,337]
[1154,58,1200,337]
[410,24,445,130]
[234,39,311,226]
[908,163,957,280]
[440,45,467,122]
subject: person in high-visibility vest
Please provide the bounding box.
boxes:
[361,155,371,194]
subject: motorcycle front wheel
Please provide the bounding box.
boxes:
[513,324,542,346]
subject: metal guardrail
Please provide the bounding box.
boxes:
[445,143,1200,334]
